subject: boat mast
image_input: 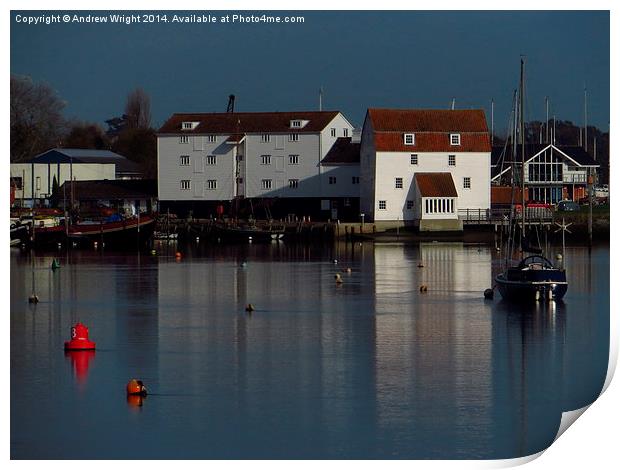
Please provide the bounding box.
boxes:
[520,58,526,235]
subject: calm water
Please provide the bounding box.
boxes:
[10,241,609,459]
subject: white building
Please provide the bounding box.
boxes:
[10,148,141,207]
[359,109,491,227]
[157,111,355,218]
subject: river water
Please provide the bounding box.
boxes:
[10,241,609,459]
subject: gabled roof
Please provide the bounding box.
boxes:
[27,148,142,175]
[367,108,491,152]
[158,111,341,134]
[368,109,489,133]
[321,137,360,165]
[491,144,599,167]
[415,173,458,197]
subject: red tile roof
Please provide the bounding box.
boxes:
[368,108,491,152]
[321,137,360,165]
[369,109,489,132]
[415,173,458,197]
[158,111,341,134]
[491,186,526,205]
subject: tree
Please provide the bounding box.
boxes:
[124,88,151,130]
[112,128,157,178]
[63,121,110,149]
[10,75,67,161]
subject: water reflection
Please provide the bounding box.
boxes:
[10,242,608,459]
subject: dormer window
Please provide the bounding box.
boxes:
[182,121,199,130]
[450,133,461,146]
[404,133,415,145]
[291,120,302,128]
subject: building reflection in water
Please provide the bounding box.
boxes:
[372,242,494,457]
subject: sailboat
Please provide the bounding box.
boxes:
[495,59,568,302]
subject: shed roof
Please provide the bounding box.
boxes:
[321,137,360,165]
[28,148,142,175]
[415,173,458,197]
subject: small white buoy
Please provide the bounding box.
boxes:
[245,303,254,313]
[28,294,39,304]
[345,267,352,274]
[334,273,343,284]
[556,253,563,261]
[196,237,200,242]
[333,259,338,264]
[240,261,247,268]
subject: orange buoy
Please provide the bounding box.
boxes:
[64,322,96,350]
[126,379,147,396]
[419,285,428,293]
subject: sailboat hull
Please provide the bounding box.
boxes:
[495,270,568,302]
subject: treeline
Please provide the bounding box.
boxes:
[10,75,157,178]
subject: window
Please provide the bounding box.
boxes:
[182,122,193,129]
[180,155,190,166]
[410,154,418,165]
[35,177,41,191]
[450,133,461,146]
[378,200,387,210]
[404,133,415,145]
[289,179,299,189]
[261,155,271,165]
[206,155,216,165]
[395,177,403,189]
[237,177,244,184]
[448,155,456,166]
[330,128,336,137]
[463,177,471,189]
[180,135,190,144]
[289,133,299,142]
[352,176,360,184]
[406,200,414,210]
[343,129,349,137]
[291,120,302,128]
[425,200,429,213]
[207,135,217,143]
[261,134,271,143]
[206,180,217,190]
[261,179,272,190]
[450,199,454,213]
[180,180,191,190]
[328,176,337,185]
[288,155,299,165]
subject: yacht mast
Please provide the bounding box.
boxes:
[520,58,526,234]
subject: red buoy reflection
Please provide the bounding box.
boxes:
[65,350,95,386]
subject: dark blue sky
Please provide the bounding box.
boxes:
[11,10,609,133]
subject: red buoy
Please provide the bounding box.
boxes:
[126,379,147,396]
[64,322,96,350]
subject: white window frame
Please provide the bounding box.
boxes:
[463,177,471,189]
[180,155,190,166]
[261,134,271,143]
[182,122,193,130]
[328,176,337,185]
[378,200,387,210]
[330,128,336,137]
[291,120,302,128]
[395,177,403,189]
[448,154,456,166]
[207,135,217,143]
[260,155,271,165]
[288,155,299,165]
[450,133,461,146]
[289,179,299,189]
[410,154,418,165]
[206,155,217,166]
[404,133,415,145]
[180,135,190,144]
[261,179,273,190]
[289,133,299,142]
[180,180,191,190]
[206,180,217,190]
[343,128,349,137]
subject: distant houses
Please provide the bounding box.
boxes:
[10,148,142,207]
[491,143,599,204]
